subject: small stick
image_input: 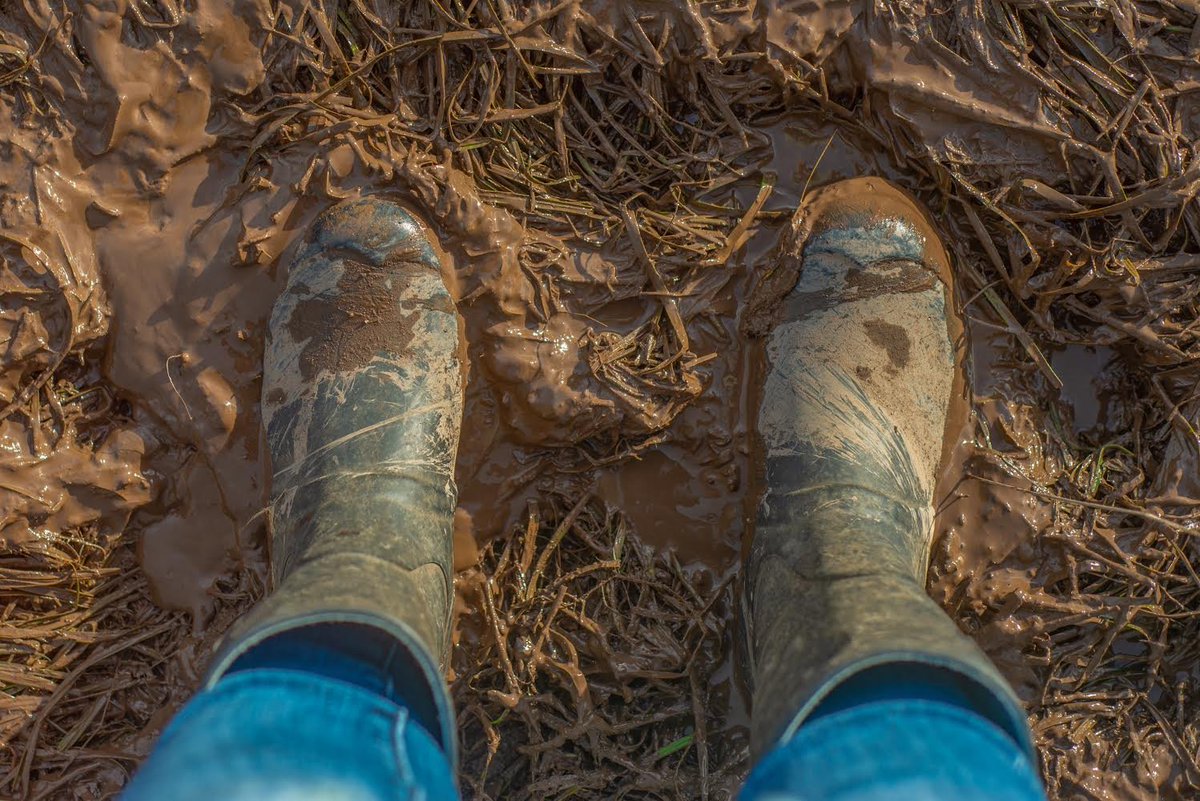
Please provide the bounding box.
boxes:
[165,353,194,421]
[972,474,1196,534]
[525,492,591,602]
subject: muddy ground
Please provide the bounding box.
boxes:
[1,0,1199,799]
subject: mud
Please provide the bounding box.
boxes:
[2,0,1199,799]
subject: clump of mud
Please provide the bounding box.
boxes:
[1,0,1199,800]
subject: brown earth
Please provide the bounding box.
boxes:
[1,1,1199,799]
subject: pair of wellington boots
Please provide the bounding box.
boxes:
[207,180,1033,771]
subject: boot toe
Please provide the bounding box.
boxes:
[802,177,952,284]
[309,197,440,273]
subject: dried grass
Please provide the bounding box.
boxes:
[453,491,741,800]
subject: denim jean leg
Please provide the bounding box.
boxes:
[740,668,1045,801]
[122,625,459,801]
[122,668,457,801]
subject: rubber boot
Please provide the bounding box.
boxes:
[205,197,463,759]
[746,178,1034,760]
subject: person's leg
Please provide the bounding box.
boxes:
[742,178,1045,799]
[123,198,464,799]
[740,666,1043,801]
[122,626,456,801]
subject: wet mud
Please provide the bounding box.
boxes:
[2,0,1199,799]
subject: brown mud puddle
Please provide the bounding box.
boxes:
[2,1,1200,800]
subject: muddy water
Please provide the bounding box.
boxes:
[0,3,886,603]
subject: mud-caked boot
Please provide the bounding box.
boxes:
[206,197,463,758]
[744,178,1040,794]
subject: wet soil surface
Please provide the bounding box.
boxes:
[2,1,1200,799]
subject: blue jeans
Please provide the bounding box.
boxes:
[122,630,457,801]
[739,668,1046,801]
[123,629,1044,800]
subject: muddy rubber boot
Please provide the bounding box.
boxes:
[746,178,1033,761]
[205,197,463,759]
